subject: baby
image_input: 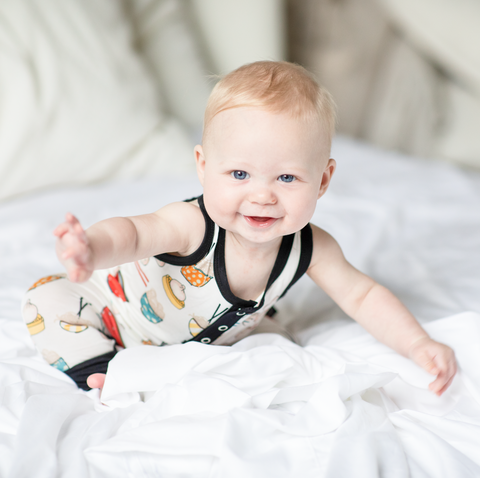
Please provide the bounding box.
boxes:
[22,61,457,394]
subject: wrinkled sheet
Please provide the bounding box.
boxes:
[1,137,480,477]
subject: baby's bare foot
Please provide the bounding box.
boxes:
[87,373,106,391]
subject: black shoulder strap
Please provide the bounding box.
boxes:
[188,224,313,344]
[279,223,313,299]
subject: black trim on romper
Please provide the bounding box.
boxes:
[213,226,294,307]
[265,225,313,317]
[187,223,313,344]
[187,225,297,345]
[64,350,117,390]
[154,195,215,266]
[279,223,313,299]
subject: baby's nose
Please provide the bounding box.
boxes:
[249,186,277,205]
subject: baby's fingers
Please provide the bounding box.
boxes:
[61,241,90,264]
[428,370,454,396]
[54,213,84,238]
[61,247,82,261]
[422,357,439,376]
[430,375,455,396]
[53,222,69,237]
[67,213,87,238]
[411,348,439,375]
[428,352,457,396]
[65,212,78,225]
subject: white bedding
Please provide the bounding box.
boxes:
[1,137,480,477]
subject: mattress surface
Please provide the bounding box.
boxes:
[1,137,480,477]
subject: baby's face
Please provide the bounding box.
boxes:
[196,107,334,246]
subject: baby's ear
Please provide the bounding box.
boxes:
[318,158,336,199]
[194,145,206,185]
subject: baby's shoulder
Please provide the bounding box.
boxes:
[155,200,204,222]
[154,200,206,255]
[309,223,344,268]
[310,223,335,245]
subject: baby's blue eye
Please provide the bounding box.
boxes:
[232,170,249,180]
[278,174,296,183]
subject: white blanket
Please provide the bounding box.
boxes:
[1,137,480,477]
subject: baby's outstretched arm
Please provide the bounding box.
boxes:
[308,225,457,395]
[53,202,206,283]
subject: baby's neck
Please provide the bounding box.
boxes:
[226,231,282,259]
[223,232,282,302]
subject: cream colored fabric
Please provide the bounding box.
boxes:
[378,0,480,96]
[378,0,480,169]
[436,83,480,168]
[288,0,480,169]
[0,0,287,203]
[190,0,286,74]
[126,0,212,130]
[0,0,193,203]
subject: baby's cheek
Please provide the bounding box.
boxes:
[292,194,316,221]
[203,198,230,227]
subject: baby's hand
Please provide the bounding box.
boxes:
[54,213,94,282]
[408,336,457,396]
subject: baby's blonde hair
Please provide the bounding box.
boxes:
[203,61,336,149]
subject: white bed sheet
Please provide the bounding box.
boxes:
[1,137,480,477]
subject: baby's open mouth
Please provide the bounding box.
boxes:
[244,216,277,228]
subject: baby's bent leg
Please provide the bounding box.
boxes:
[22,274,118,390]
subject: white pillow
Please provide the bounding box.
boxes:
[126,0,212,131]
[126,0,287,130]
[0,0,194,203]
[189,0,286,75]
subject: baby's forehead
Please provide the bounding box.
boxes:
[204,108,330,166]
[207,106,326,140]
